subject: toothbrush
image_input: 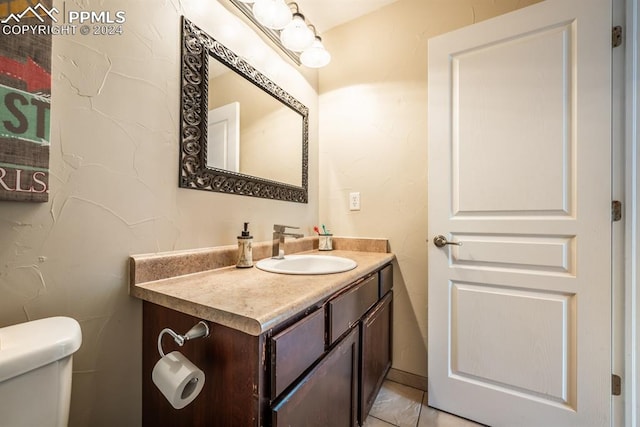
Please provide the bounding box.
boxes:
[313,226,320,235]
[322,224,328,234]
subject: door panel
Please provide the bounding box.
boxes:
[453,22,574,216]
[427,0,612,425]
[450,233,575,274]
[452,283,573,404]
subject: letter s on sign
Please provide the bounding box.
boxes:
[32,171,47,193]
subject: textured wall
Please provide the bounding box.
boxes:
[318,0,542,379]
[0,0,318,425]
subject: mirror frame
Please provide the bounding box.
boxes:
[179,16,309,203]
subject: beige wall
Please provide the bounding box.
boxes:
[0,0,318,425]
[318,0,541,379]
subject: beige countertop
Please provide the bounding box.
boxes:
[130,238,394,336]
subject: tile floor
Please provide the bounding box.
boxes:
[364,380,485,427]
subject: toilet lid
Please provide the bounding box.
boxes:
[0,316,82,382]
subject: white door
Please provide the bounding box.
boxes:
[208,101,240,172]
[427,1,612,426]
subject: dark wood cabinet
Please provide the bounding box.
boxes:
[142,302,268,427]
[327,273,379,345]
[270,307,325,398]
[360,291,393,422]
[141,263,393,426]
[271,327,359,427]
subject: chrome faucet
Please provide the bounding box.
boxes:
[272,224,304,259]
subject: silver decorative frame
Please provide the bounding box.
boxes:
[179,16,309,203]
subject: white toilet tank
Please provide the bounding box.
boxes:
[0,317,82,427]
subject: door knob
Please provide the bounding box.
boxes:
[433,235,462,248]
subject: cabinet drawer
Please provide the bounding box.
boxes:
[271,308,325,398]
[379,264,393,297]
[327,273,379,344]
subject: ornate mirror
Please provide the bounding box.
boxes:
[179,17,309,203]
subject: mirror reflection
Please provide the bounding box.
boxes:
[207,59,303,187]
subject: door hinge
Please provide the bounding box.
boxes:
[612,200,622,222]
[613,26,623,48]
[612,374,622,396]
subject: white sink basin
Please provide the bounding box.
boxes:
[256,254,357,275]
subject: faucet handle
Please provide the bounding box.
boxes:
[274,224,300,232]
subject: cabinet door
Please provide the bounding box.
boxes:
[272,327,359,427]
[360,291,393,422]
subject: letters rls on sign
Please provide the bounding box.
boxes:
[1,0,52,202]
[0,167,47,193]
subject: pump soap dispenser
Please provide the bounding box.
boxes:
[237,222,253,268]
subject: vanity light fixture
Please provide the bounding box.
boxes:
[229,0,331,68]
[300,26,331,68]
[252,0,292,30]
[280,6,314,52]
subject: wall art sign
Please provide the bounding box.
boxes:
[0,0,52,202]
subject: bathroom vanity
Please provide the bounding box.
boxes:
[130,237,394,427]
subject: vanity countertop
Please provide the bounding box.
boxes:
[130,239,394,336]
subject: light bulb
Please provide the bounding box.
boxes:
[280,13,314,52]
[301,37,331,68]
[252,0,292,30]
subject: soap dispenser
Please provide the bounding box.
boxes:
[236,222,253,268]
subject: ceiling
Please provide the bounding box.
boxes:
[294,0,400,33]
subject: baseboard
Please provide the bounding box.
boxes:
[386,368,427,391]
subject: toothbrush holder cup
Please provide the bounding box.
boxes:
[319,234,333,251]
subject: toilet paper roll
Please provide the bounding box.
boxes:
[152,351,205,409]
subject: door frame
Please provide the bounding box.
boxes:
[626,1,640,425]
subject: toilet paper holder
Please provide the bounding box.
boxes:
[157,321,210,357]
